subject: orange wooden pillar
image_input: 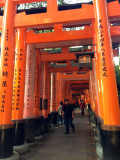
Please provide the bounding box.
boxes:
[12,28,27,147]
[92,58,101,117]
[92,21,104,121]
[91,60,99,117]
[50,73,57,112]
[40,62,44,116]
[23,44,36,142]
[34,49,42,137]
[34,49,40,118]
[84,89,90,105]
[50,72,58,125]
[61,80,65,102]
[66,83,69,100]
[47,71,51,127]
[39,61,44,134]
[93,0,120,159]
[56,73,59,111]
[0,0,16,158]
[48,73,51,115]
[67,83,72,102]
[60,79,64,102]
[63,81,67,101]
[43,62,49,132]
[89,71,95,112]
[91,67,100,117]
[56,73,61,108]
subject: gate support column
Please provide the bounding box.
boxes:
[39,61,44,135]
[92,20,104,121]
[93,0,120,159]
[60,79,64,102]
[34,49,41,137]
[43,62,49,133]
[51,73,58,125]
[89,71,95,112]
[0,0,19,159]
[48,72,51,127]
[12,28,29,153]
[23,44,36,143]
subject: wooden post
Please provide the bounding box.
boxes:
[23,44,36,143]
[12,28,27,147]
[43,62,49,132]
[0,0,16,158]
[93,0,120,159]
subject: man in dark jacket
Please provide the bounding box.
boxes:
[62,99,75,134]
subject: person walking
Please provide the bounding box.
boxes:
[62,99,75,134]
[58,101,63,125]
[80,100,86,116]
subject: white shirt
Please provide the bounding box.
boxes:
[58,105,63,115]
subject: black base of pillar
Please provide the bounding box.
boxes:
[51,111,58,125]
[94,115,98,126]
[94,117,103,144]
[88,104,92,112]
[13,120,25,146]
[44,118,49,133]
[0,124,14,159]
[101,125,120,160]
[25,118,35,143]
[35,117,41,137]
[48,113,51,128]
[40,116,44,135]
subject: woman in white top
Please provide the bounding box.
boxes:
[58,101,63,125]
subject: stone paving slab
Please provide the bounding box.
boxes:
[20,110,97,160]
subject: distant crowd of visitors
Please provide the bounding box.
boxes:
[58,99,86,134]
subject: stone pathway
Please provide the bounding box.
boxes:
[20,110,97,160]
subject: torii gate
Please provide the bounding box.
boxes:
[0,0,120,160]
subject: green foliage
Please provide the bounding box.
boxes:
[115,65,120,103]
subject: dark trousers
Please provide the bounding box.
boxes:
[81,109,84,116]
[64,117,75,132]
[59,115,63,124]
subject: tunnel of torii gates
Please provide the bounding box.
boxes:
[0,0,120,160]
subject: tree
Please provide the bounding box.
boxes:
[17,2,47,10]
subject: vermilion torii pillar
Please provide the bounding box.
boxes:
[60,79,64,102]
[51,73,57,112]
[84,89,90,105]
[89,71,95,112]
[34,49,41,137]
[12,28,28,151]
[39,61,44,135]
[0,0,17,158]
[92,22,105,153]
[43,62,49,132]
[34,49,40,118]
[50,72,58,125]
[91,62,99,117]
[67,83,72,103]
[63,81,67,101]
[40,62,43,116]
[56,73,61,108]
[55,74,59,110]
[92,58,101,117]
[92,21,104,121]
[23,44,36,143]
[93,0,120,159]
[47,72,51,127]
